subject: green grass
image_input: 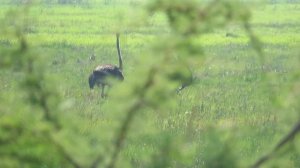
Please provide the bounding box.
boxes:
[0,1,299,167]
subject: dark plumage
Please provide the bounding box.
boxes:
[89,65,124,88]
[89,33,124,98]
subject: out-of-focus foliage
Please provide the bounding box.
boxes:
[0,0,299,168]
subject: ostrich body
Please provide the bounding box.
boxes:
[89,33,124,97]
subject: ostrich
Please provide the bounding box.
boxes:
[88,33,124,98]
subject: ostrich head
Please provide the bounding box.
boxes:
[88,74,95,89]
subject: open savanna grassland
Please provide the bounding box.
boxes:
[0,0,299,167]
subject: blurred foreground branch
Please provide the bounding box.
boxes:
[251,120,300,168]
[90,68,156,168]
[47,133,82,168]
[0,6,81,167]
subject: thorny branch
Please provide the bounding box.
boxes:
[0,153,42,165]
[0,123,81,168]
[47,133,82,168]
[90,68,157,168]
[251,120,300,168]
[15,28,80,168]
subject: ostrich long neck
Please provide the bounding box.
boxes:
[116,33,123,71]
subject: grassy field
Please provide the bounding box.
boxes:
[0,0,300,167]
